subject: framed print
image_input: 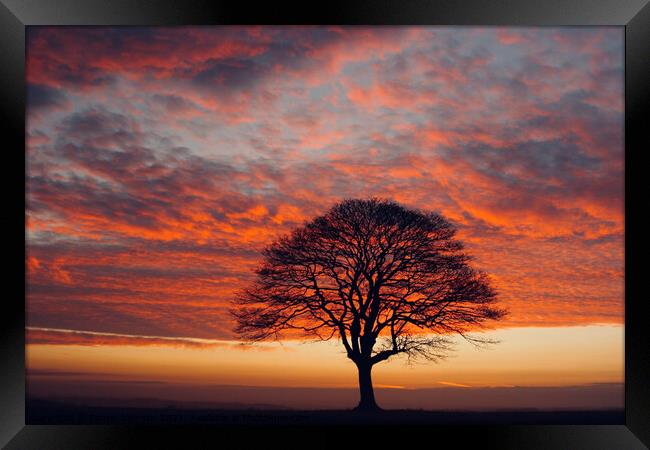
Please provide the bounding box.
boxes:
[1,0,649,448]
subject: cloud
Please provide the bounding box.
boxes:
[27,83,69,113]
[26,26,624,342]
[26,327,248,349]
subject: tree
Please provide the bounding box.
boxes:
[231,198,507,411]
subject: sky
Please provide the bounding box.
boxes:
[25,26,624,410]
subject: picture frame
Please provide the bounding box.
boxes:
[1,0,648,448]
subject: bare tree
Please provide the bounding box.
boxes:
[231,198,506,411]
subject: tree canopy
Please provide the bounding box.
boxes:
[231,198,507,409]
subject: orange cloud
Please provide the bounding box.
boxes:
[26,26,624,345]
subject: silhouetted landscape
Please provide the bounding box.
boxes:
[27,379,624,424]
[27,398,623,425]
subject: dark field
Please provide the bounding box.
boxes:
[27,398,624,425]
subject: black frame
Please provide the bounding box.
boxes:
[2,1,648,448]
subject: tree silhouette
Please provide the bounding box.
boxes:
[231,198,506,411]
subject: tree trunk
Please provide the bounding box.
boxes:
[354,361,380,411]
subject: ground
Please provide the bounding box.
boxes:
[26,398,624,425]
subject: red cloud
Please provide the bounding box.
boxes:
[26,27,624,343]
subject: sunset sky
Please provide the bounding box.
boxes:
[26,26,624,409]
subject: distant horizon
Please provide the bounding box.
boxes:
[28,380,624,411]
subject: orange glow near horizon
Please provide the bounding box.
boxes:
[27,325,623,389]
